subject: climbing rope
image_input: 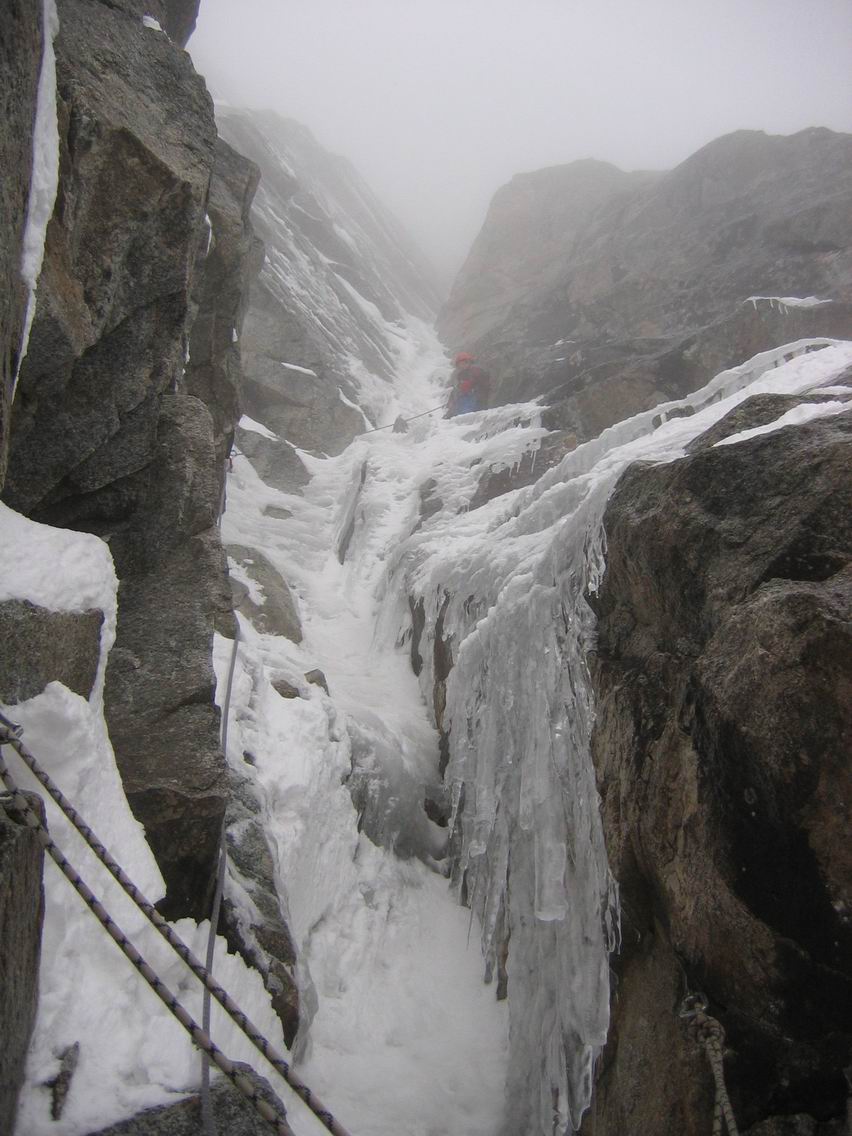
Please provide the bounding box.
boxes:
[358,400,448,434]
[680,993,740,1136]
[0,752,296,1136]
[0,708,354,1136]
[201,620,243,1136]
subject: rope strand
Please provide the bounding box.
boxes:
[0,760,296,1136]
[0,711,353,1136]
[680,993,739,1136]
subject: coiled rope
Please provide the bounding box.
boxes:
[0,708,354,1136]
[680,993,740,1136]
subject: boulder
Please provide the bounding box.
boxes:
[587,408,852,1133]
[0,794,45,1136]
[234,424,311,493]
[0,599,102,704]
[226,544,302,643]
[0,0,42,489]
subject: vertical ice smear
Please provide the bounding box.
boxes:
[15,0,60,390]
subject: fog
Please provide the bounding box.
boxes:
[190,0,852,285]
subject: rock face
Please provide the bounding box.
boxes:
[439,129,852,434]
[102,392,233,920]
[185,138,261,484]
[1,0,262,921]
[0,795,45,1136]
[215,108,442,466]
[4,0,216,521]
[0,0,43,489]
[587,407,852,1133]
[0,600,102,705]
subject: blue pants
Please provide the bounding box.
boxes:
[456,392,479,414]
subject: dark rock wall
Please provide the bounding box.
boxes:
[2,0,261,921]
[439,129,852,435]
[4,0,216,521]
[0,0,43,490]
[185,138,261,483]
[0,795,46,1136]
[587,407,852,1133]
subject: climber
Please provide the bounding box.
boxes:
[446,352,491,416]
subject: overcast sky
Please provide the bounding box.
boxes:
[189,0,852,284]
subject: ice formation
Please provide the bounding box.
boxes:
[15,0,60,389]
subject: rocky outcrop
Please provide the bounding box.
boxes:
[226,545,302,642]
[587,407,852,1133]
[439,129,852,437]
[4,0,217,521]
[102,392,233,920]
[0,794,45,1136]
[215,108,441,474]
[0,0,43,489]
[159,0,200,47]
[185,138,261,483]
[0,600,102,704]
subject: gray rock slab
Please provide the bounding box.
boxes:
[4,0,216,518]
[226,544,302,642]
[0,599,102,704]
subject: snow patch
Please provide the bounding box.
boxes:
[238,414,278,440]
[280,361,319,377]
[141,15,164,32]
